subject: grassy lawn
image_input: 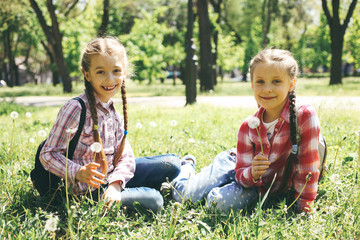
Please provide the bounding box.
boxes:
[0,91,359,238]
[1,76,360,98]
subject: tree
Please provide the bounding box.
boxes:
[197,0,214,91]
[29,0,74,92]
[185,0,197,105]
[322,0,358,85]
[98,0,110,37]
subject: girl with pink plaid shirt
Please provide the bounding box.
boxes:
[171,49,321,213]
[37,37,181,213]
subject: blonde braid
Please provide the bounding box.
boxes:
[113,83,128,167]
[85,80,108,175]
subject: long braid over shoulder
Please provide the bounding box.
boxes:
[113,83,128,166]
[81,36,130,172]
[278,90,298,192]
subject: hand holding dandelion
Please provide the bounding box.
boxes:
[248,116,269,180]
[248,116,264,155]
[75,142,105,188]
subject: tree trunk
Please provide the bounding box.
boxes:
[321,0,357,85]
[97,0,110,37]
[185,0,197,105]
[329,28,344,84]
[4,28,19,87]
[262,0,272,49]
[209,0,222,86]
[30,0,72,92]
[197,0,213,91]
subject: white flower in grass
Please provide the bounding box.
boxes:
[136,122,143,129]
[38,130,47,138]
[90,142,102,153]
[329,174,341,185]
[66,128,78,134]
[248,116,260,129]
[150,121,157,128]
[170,120,178,127]
[188,138,196,144]
[10,111,19,119]
[25,112,32,118]
[29,138,35,143]
[44,215,59,232]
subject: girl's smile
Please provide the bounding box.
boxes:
[251,62,296,122]
[83,54,126,103]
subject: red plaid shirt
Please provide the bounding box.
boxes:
[40,92,135,195]
[235,100,320,212]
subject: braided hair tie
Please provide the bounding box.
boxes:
[291,144,298,155]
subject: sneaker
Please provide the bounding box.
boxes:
[180,155,197,166]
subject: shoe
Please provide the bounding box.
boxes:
[180,155,197,166]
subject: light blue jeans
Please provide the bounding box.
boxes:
[95,154,181,213]
[171,150,257,211]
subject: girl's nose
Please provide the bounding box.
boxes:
[263,84,272,93]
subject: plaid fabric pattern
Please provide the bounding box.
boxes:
[235,100,321,212]
[40,92,135,195]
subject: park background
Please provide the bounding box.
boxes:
[1,0,360,239]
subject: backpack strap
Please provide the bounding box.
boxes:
[67,97,86,159]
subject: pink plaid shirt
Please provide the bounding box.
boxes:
[40,93,135,195]
[235,100,320,212]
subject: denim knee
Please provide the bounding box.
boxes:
[160,154,181,180]
[139,189,164,213]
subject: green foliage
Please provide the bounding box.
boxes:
[0,97,360,238]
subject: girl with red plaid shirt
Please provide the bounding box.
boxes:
[171,49,321,213]
[236,49,321,213]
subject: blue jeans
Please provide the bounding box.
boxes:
[171,150,257,211]
[110,154,180,213]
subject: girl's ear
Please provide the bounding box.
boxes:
[289,78,296,91]
[82,69,90,82]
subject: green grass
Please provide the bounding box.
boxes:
[1,76,360,98]
[0,98,360,239]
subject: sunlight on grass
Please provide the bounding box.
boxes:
[0,101,359,238]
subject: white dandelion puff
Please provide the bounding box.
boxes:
[248,116,260,129]
[136,122,143,129]
[44,215,59,232]
[90,142,102,153]
[38,130,47,138]
[150,121,157,128]
[170,120,178,127]
[66,128,78,134]
[329,174,341,185]
[188,138,196,143]
[26,112,32,118]
[29,138,35,143]
[10,111,19,119]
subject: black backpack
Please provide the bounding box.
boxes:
[30,97,86,196]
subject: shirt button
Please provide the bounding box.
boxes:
[275,128,278,132]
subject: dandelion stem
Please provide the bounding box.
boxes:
[256,128,264,155]
[287,173,311,211]
[65,133,71,210]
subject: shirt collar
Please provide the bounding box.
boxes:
[255,98,290,124]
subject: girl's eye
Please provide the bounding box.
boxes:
[273,79,281,84]
[96,70,104,74]
[255,80,264,84]
[114,69,122,73]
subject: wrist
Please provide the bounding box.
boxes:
[109,181,123,191]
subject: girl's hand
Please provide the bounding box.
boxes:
[251,154,270,181]
[102,182,122,207]
[75,162,105,188]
